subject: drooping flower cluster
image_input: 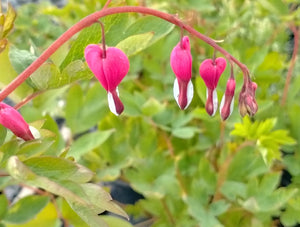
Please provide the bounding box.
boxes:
[83,30,257,120]
[168,35,257,120]
[0,102,34,141]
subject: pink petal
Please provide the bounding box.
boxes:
[103,47,130,91]
[170,36,192,81]
[84,44,108,90]
[84,45,129,92]
[199,57,227,89]
[220,94,234,120]
[225,77,236,96]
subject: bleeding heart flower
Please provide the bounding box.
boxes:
[84,44,129,116]
[170,36,193,110]
[199,57,227,116]
[0,102,34,141]
[220,77,236,120]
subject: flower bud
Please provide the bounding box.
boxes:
[199,57,227,116]
[0,103,34,141]
[239,81,258,117]
[84,44,129,115]
[220,77,236,120]
[170,36,193,110]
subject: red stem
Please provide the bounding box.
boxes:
[98,21,106,58]
[0,6,249,102]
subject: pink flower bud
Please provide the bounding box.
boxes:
[84,44,129,115]
[220,77,236,120]
[239,81,258,117]
[0,103,34,141]
[199,57,227,116]
[170,36,193,110]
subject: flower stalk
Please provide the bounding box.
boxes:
[0,6,250,103]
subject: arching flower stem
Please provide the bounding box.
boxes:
[0,6,250,102]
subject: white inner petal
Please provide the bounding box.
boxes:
[220,94,225,114]
[229,96,234,116]
[185,80,194,110]
[173,78,180,107]
[107,87,120,116]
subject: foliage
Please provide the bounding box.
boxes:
[0,0,300,227]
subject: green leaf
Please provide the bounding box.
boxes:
[68,129,115,160]
[65,84,84,132]
[141,97,165,116]
[0,45,32,101]
[4,195,50,224]
[103,14,130,46]
[67,163,94,183]
[116,32,154,57]
[48,60,93,89]
[60,23,101,70]
[30,63,60,90]
[221,181,247,201]
[9,47,37,74]
[241,188,298,213]
[258,0,289,15]
[0,194,8,220]
[6,156,108,227]
[187,197,224,227]
[24,156,94,183]
[0,140,19,167]
[5,202,60,227]
[172,127,198,139]
[23,156,78,180]
[101,216,133,227]
[65,83,108,133]
[123,16,175,49]
[59,198,89,227]
[210,200,230,216]
[80,183,129,219]
[17,140,54,158]
[66,200,108,227]
[281,204,300,227]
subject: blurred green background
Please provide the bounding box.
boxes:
[0,0,300,226]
